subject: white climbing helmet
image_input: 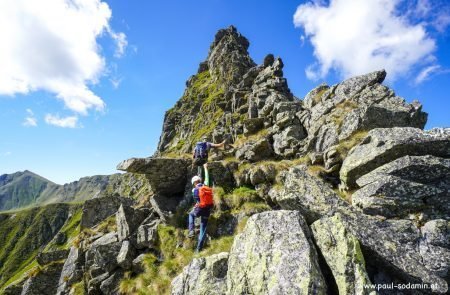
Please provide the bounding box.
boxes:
[191,175,202,185]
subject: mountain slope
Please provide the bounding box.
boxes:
[0,171,58,211]
[0,171,151,211]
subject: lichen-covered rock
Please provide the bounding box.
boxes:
[116,204,148,241]
[93,242,121,273]
[311,214,374,295]
[21,262,64,295]
[340,127,450,189]
[352,155,450,219]
[80,195,133,229]
[171,252,229,295]
[117,157,189,195]
[226,210,327,294]
[419,219,450,279]
[274,165,348,223]
[135,219,160,249]
[338,213,448,293]
[275,165,448,293]
[235,138,273,162]
[273,125,307,157]
[303,83,329,109]
[302,70,428,156]
[56,247,84,295]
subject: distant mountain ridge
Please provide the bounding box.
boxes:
[0,171,148,211]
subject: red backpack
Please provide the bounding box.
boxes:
[198,186,214,208]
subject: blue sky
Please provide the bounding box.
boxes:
[1,0,449,184]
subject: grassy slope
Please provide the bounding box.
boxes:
[0,203,81,288]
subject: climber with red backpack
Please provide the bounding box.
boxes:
[188,163,214,252]
[192,136,225,179]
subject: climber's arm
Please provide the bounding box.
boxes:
[203,163,210,187]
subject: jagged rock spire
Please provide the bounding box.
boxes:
[204,25,255,84]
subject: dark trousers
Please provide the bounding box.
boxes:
[188,206,211,251]
[193,157,207,179]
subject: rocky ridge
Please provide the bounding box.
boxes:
[1,26,449,295]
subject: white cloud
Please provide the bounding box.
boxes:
[294,0,437,81]
[23,108,37,127]
[0,0,127,115]
[45,114,79,128]
[415,65,441,84]
[2,151,12,157]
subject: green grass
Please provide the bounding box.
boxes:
[335,130,368,159]
[0,203,79,289]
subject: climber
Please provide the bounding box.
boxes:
[192,136,225,178]
[188,163,214,252]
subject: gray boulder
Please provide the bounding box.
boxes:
[302,71,428,156]
[117,240,136,270]
[235,138,273,162]
[226,210,327,294]
[80,195,133,229]
[116,204,148,241]
[87,272,109,295]
[100,270,123,295]
[353,156,450,219]
[117,157,189,195]
[93,242,122,273]
[303,83,329,109]
[274,165,348,223]
[21,262,64,295]
[56,247,84,295]
[135,219,160,249]
[273,125,307,157]
[334,70,386,100]
[311,215,375,295]
[171,252,229,295]
[338,212,448,293]
[419,220,450,279]
[275,165,449,293]
[340,127,450,189]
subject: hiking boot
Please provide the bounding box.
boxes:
[188,230,195,238]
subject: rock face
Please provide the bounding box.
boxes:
[235,138,273,162]
[117,157,189,195]
[340,127,450,189]
[80,195,133,229]
[36,249,69,266]
[311,215,374,295]
[21,262,64,295]
[171,252,229,295]
[300,70,427,157]
[116,204,149,241]
[274,165,348,223]
[275,165,449,293]
[56,247,84,295]
[352,155,450,219]
[226,211,327,294]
